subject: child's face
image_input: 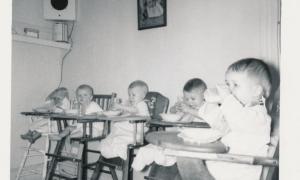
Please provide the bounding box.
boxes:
[76,89,93,106]
[225,71,259,106]
[183,88,205,109]
[128,87,145,104]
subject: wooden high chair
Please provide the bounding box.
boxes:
[164,88,280,180]
[90,91,170,180]
[44,93,117,180]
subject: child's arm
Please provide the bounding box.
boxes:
[204,84,230,104]
[202,103,230,135]
[180,103,202,119]
[113,103,139,114]
[33,100,56,112]
[169,101,182,114]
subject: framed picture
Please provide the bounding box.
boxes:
[138,0,167,30]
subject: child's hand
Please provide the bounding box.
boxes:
[216,84,231,97]
[174,102,184,112]
[111,102,123,111]
[180,113,193,122]
[180,103,193,114]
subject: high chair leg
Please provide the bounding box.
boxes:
[42,135,51,179]
[91,157,104,180]
[109,167,118,180]
[45,138,66,180]
[16,142,32,180]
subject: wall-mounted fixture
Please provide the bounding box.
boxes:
[43,0,77,21]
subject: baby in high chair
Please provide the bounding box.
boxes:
[177,58,273,180]
[21,87,70,142]
[132,78,229,172]
[98,80,150,160]
[69,84,104,137]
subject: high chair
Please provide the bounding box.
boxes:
[16,113,55,180]
[164,88,280,180]
[90,91,170,180]
[45,93,117,180]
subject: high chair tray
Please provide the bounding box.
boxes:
[149,119,210,128]
[146,131,227,153]
[21,111,58,116]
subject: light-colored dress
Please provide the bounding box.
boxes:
[206,94,271,180]
[132,102,227,171]
[99,100,150,160]
[70,101,103,137]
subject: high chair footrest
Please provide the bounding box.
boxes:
[87,149,101,154]
[46,153,81,162]
[144,176,159,180]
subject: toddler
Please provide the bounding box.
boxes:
[98,80,150,160]
[54,85,104,174]
[21,87,70,142]
[132,78,228,171]
[68,84,104,138]
[178,58,273,180]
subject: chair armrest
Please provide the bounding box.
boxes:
[49,127,72,141]
[164,149,278,167]
[70,135,106,143]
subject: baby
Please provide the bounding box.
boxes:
[178,58,273,180]
[98,80,150,160]
[21,87,70,142]
[69,84,104,138]
[132,78,228,171]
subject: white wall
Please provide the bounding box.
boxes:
[63,0,280,106]
[11,0,68,177]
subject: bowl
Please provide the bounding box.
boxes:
[160,113,183,122]
[103,110,122,117]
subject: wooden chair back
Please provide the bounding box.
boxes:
[93,93,117,111]
[145,91,169,120]
[260,87,280,180]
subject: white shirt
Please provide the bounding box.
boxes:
[206,94,271,180]
[71,101,103,137]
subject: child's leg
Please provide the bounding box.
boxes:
[132,144,158,171]
[176,157,215,180]
[29,117,49,132]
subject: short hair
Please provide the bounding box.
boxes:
[76,84,94,96]
[128,80,149,95]
[46,87,69,101]
[226,58,272,98]
[183,78,207,92]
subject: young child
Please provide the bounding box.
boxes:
[178,58,273,180]
[132,78,228,172]
[68,84,104,138]
[54,85,104,176]
[98,80,150,160]
[21,87,70,142]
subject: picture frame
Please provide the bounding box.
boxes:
[138,0,167,30]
